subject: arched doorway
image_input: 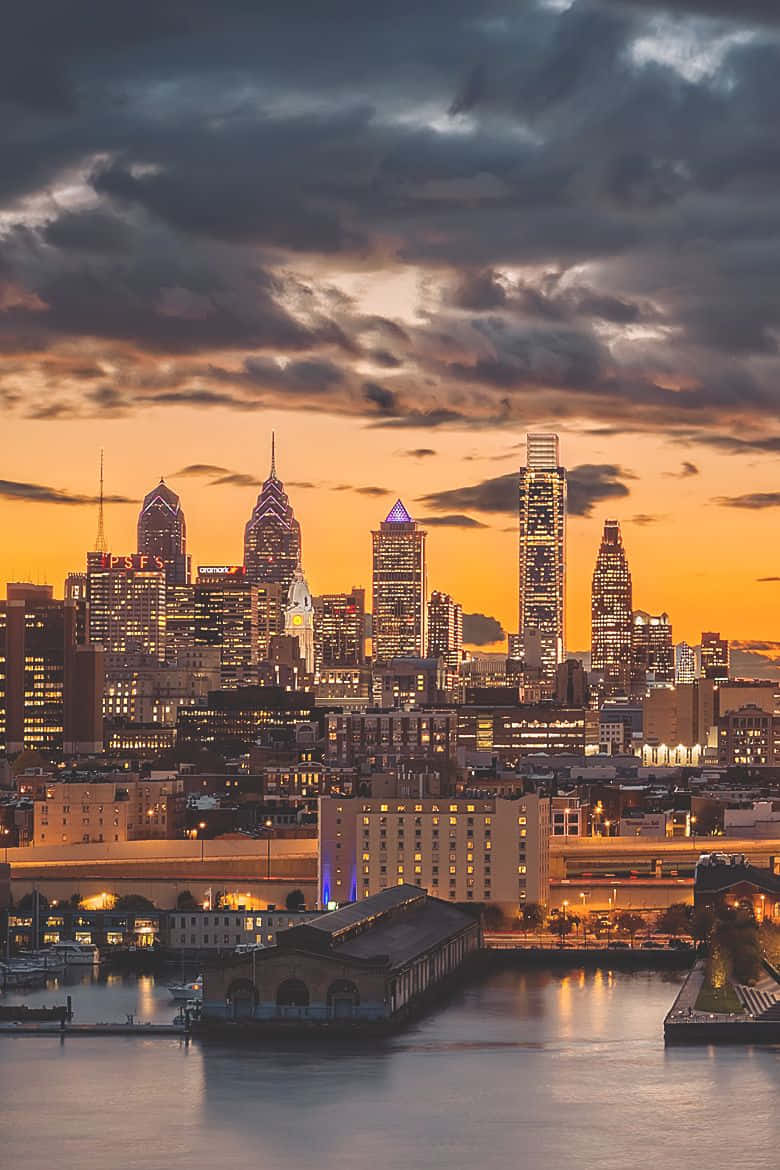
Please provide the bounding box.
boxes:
[226,978,258,1019]
[326,979,360,1019]
[276,978,310,1010]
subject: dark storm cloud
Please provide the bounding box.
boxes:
[715,492,780,509]
[756,576,780,582]
[418,463,632,519]
[403,448,437,458]
[175,464,232,478]
[0,478,134,505]
[418,514,487,528]
[462,612,505,645]
[631,513,663,526]
[3,0,780,440]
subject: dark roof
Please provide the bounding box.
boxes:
[695,861,780,896]
[275,884,477,970]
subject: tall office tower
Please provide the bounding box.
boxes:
[701,631,730,681]
[371,499,427,663]
[193,565,258,689]
[64,572,87,602]
[426,591,463,672]
[313,588,366,670]
[257,583,284,660]
[0,584,103,755]
[284,565,315,674]
[137,478,191,585]
[518,433,566,682]
[243,435,301,604]
[675,641,697,685]
[165,582,195,660]
[86,553,167,660]
[590,519,633,696]
[555,658,587,706]
[631,611,674,694]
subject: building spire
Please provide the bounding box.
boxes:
[94,448,107,554]
[270,431,277,479]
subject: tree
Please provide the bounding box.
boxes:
[690,907,715,948]
[520,902,546,942]
[656,903,691,938]
[114,894,157,913]
[285,889,306,912]
[616,911,645,947]
[176,890,200,911]
[15,891,49,915]
[549,910,579,947]
[482,903,507,931]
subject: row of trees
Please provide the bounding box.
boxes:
[481,900,722,948]
[12,888,308,915]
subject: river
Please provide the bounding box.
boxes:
[1,967,776,1169]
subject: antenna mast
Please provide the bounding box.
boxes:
[94,449,107,554]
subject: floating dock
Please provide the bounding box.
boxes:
[0,1020,189,1036]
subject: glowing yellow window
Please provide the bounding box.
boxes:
[518,816,527,826]
[485,840,491,850]
[467,804,475,812]
[362,852,370,861]
[518,865,527,874]
[449,865,456,875]
[363,817,370,825]
[414,865,422,875]
[484,816,492,825]
[397,864,404,874]
[414,852,422,861]
[380,804,388,812]
[449,805,458,812]
[449,816,457,826]
[520,829,527,838]
[467,866,474,875]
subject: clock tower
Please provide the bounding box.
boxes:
[284,563,315,674]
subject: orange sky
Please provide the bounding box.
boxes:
[1,406,776,651]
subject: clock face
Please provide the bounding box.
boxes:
[292,614,303,626]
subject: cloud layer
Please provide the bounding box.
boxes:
[0,0,779,459]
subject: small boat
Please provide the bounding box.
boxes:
[48,941,100,966]
[167,975,203,1002]
[18,949,67,971]
[0,960,49,989]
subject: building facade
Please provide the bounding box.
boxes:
[518,433,566,683]
[371,500,427,662]
[457,703,599,760]
[0,584,103,756]
[194,566,258,688]
[675,642,697,685]
[313,589,365,672]
[87,553,167,660]
[137,478,190,585]
[426,591,463,672]
[319,796,550,910]
[243,438,301,602]
[631,611,674,694]
[591,519,633,696]
[325,710,458,769]
[701,631,730,681]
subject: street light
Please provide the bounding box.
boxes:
[198,822,207,863]
[690,815,697,843]
[264,818,273,881]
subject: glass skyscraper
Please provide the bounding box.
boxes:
[591,519,633,696]
[518,433,566,682]
[371,499,427,662]
[137,479,190,585]
[243,436,301,601]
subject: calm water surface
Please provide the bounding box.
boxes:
[1,967,776,1169]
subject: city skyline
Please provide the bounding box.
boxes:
[0,433,777,672]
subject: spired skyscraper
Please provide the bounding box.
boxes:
[518,433,566,683]
[243,435,301,599]
[591,519,633,696]
[372,499,427,663]
[137,478,190,584]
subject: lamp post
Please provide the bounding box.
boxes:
[561,899,568,948]
[198,822,206,864]
[690,814,697,844]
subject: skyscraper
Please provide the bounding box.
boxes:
[427,591,463,672]
[87,553,167,661]
[284,564,315,674]
[193,565,258,688]
[591,519,633,696]
[243,435,301,602]
[313,589,366,671]
[0,583,103,755]
[675,641,697,685]
[631,611,674,693]
[518,433,566,682]
[371,499,427,662]
[137,478,190,585]
[701,631,730,681]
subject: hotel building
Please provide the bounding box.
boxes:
[319,795,550,911]
[591,519,632,696]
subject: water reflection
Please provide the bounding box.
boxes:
[1,969,777,1170]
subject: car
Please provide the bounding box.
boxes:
[607,941,630,949]
[668,937,693,949]
[641,940,663,949]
